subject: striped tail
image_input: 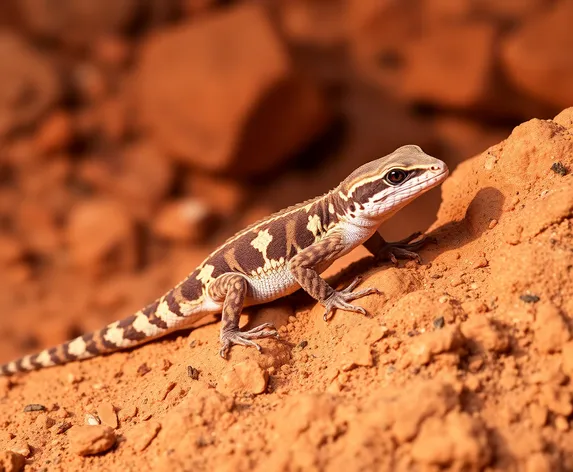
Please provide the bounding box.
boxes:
[0,277,206,376]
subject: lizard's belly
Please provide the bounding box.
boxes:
[243,257,338,306]
[243,267,301,306]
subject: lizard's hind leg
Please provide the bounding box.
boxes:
[209,273,279,359]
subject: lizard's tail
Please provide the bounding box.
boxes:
[0,282,205,377]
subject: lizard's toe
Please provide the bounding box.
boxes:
[322,278,381,321]
[219,324,279,358]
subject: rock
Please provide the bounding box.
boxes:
[34,110,74,155]
[219,359,269,395]
[125,421,161,452]
[66,198,135,276]
[68,425,116,456]
[460,316,510,354]
[187,174,245,218]
[411,412,491,469]
[279,0,348,46]
[18,0,138,46]
[410,325,465,366]
[540,385,572,417]
[533,302,571,354]
[340,344,373,371]
[118,404,138,422]
[473,0,547,22]
[112,141,173,221]
[501,1,573,108]
[562,342,573,376]
[96,402,118,429]
[152,199,211,243]
[0,32,59,136]
[7,440,29,458]
[400,22,496,107]
[92,35,131,68]
[348,0,422,91]
[137,3,328,176]
[16,200,62,256]
[0,451,25,472]
[553,107,573,131]
[0,235,24,265]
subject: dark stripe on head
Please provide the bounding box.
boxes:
[164,291,184,317]
[351,179,387,204]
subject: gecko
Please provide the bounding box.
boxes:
[0,145,449,376]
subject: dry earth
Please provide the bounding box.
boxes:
[1,108,573,471]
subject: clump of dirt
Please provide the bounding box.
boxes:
[1,108,573,471]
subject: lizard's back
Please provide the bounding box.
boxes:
[179,188,345,306]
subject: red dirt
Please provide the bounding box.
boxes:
[1,1,573,471]
[1,109,573,471]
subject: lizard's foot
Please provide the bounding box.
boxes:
[322,276,381,321]
[376,232,436,265]
[219,322,279,359]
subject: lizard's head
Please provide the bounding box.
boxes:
[338,145,449,224]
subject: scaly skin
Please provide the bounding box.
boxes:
[0,145,448,376]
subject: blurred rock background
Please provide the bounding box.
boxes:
[0,0,571,361]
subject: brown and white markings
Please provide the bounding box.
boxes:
[0,145,449,376]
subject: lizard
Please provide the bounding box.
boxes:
[0,145,449,376]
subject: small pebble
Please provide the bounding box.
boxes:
[137,363,151,376]
[54,422,73,434]
[555,415,569,431]
[9,440,30,457]
[220,360,268,395]
[85,413,100,426]
[161,359,172,371]
[68,425,116,456]
[0,450,25,472]
[23,404,46,413]
[551,162,568,176]
[35,413,56,430]
[158,382,177,401]
[297,340,308,350]
[187,366,200,380]
[433,317,445,329]
[118,404,138,422]
[97,402,118,429]
[520,294,540,304]
[126,421,162,452]
[488,219,498,229]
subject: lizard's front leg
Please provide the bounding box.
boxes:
[209,273,278,358]
[363,231,435,265]
[289,233,380,321]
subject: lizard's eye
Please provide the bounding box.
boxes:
[384,169,409,186]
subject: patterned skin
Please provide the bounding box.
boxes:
[0,145,448,376]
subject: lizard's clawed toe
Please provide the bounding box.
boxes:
[376,233,436,265]
[219,323,279,359]
[322,276,381,321]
